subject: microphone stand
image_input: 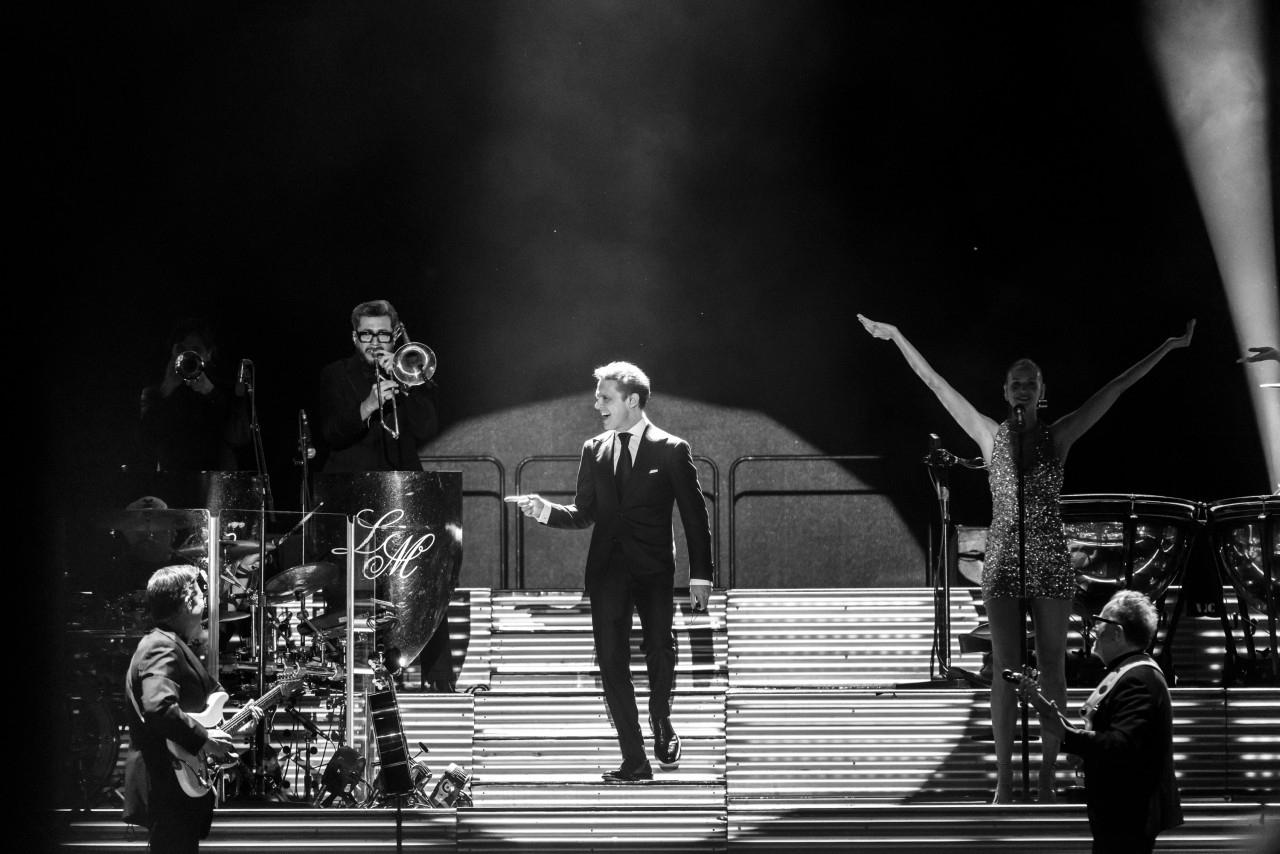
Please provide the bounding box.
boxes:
[244,360,275,798]
[897,435,986,689]
[1013,405,1031,800]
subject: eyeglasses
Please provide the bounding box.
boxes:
[1092,614,1123,632]
[355,330,395,343]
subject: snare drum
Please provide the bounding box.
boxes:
[1207,496,1279,617]
[1059,494,1202,616]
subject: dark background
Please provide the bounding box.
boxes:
[43,0,1272,532]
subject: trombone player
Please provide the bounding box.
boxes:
[319,300,438,473]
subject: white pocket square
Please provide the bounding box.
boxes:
[648,469,659,474]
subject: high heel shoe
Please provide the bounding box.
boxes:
[1037,762,1058,804]
[991,761,1014,804]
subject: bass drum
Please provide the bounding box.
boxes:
[58,694,120,808]
[1207,496,1279,617]
[1059,494,1202,618]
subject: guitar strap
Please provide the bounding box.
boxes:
[1079,656,1160,731]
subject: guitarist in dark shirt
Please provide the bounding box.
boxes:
[123,565,259,853]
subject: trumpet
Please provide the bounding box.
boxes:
[376,325,437,439]
[174,350,206,381]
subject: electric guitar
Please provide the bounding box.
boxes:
[168,673,304,797]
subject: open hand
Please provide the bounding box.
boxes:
[1168,319,1196,350]
[857,314,897,341]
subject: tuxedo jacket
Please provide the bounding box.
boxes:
[1062,653,1184,841]
[122,626,220,826]
[319,354,438,472]
[545,422,713,591]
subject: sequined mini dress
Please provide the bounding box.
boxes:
[982,420,1076,601]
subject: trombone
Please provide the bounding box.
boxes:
[376,325,437,439]
[174,350,206,381]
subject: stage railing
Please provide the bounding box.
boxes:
[727,454,890,589]
[512,454,720,589]
[420,454,508,587]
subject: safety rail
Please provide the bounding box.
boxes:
[420,455,508,587]
[513,454,720,589]
[727,454,889,589]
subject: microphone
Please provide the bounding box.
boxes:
[299,409,315,460]
[1013,403,1025,427]
[236,359,252,396]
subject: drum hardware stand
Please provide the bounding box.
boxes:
[284,704,332,803]
[898,434,987,690]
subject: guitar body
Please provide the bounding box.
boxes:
[166,679,302,798]
[167,692,232,798]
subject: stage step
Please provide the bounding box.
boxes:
[54,801,1276,852]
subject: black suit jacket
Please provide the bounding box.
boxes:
[544,421,713,591]
[319,354,438,472]
[1062,654,1183,842]
[123,626,220,827]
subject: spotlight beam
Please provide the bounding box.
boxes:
[1144,0,1280,491]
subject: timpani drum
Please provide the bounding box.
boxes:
[1059,494,1202,617]
[1207,496,1279,618]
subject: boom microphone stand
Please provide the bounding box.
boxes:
[898,434,986,689]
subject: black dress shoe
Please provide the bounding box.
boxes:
[602,760,653,782]
[650,716,682,764]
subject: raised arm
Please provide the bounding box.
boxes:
[857,314,998,459]
[1051,320,1195,461]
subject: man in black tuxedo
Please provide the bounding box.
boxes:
[511,362,713,781]
[123,565,250,853]
[319,299,438,473]
[1029,590,1183,854]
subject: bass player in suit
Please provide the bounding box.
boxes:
[510,361,713,782]
[1016,590,1183,854]
[123,565,258,853]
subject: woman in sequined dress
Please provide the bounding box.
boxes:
[858,314,1194,803]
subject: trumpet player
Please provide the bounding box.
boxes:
[319,299,438,473]
[138,318,249,471]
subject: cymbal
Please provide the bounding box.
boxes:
[218,609,251,623]
[265,562,339,600]
[177,540,275,561]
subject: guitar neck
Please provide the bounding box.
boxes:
[223,681,291,732]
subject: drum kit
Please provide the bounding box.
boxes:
[62,508,360,808]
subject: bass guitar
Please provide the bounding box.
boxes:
[168,673,304,797]
[1002,667,1077,732]
[366,659,416,800]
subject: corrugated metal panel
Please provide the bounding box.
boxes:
[473,692,724,739]
[725,801,1272,852]
[725,688,1280,802]
[455,809,728,853]
[727,589,987,688]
